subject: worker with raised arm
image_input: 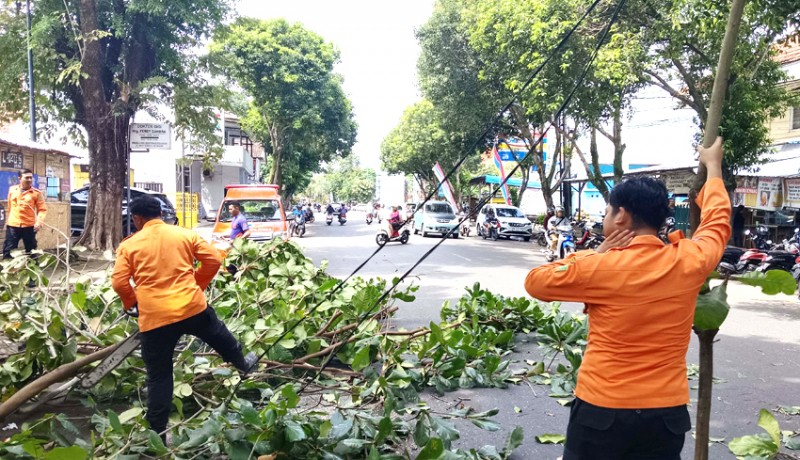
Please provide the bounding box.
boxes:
[525,137,730,459]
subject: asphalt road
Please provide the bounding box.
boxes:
[228,212,800,459]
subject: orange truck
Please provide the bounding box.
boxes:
[212,184,288,245]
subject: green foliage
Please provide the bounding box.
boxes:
[728,409,783,459]
[212,18,357,199]
[738,271,797,296]
[694,281,729,331]
[303,156,377,204]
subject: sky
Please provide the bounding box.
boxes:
[236,0,699,173]
[238,0,436,171]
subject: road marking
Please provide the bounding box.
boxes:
[454,253,471,262]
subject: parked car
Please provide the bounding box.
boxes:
[70,186,178,237]
[476,204,533,241]
[413,201,460,238]
[405,202,418,220]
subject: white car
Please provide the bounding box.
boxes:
[476,204,533,241]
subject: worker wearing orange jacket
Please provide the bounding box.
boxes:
[525,138,730,459]
[111,194,257,442]
[4,169,47,260]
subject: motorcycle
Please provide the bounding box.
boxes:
[575,220,604,250]
[366,211,374,225]
[326,212,334,226]
[747,225,771,250]
[480,218,500,241]
[376,220,411,246]
[459,214,472,237]
[338,211,347,225]
[291,214,306,238]
[304,208,315,223]
[545,223,576,262]
[756,231,800,273]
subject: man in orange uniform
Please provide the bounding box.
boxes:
[3,169,47,260]
[112,195,257,441]
[525,138,730,459]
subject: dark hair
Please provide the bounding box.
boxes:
[228,201,241,210]
[129,195,162,219]
[608,176,669,230]
[19,169,32,177]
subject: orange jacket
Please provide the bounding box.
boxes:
[111,219,222,332]
[525,178,731,409]
[7,185,47,227]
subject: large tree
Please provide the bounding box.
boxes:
[303,156,375,204]
[211,18,357,201]
[0,0,231,249]
[380,99,468,198]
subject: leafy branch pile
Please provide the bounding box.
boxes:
[0,240,587,459]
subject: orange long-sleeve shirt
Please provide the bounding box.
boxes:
[111,219,222,332]
[525,178,731,409]
[7,185,47,227]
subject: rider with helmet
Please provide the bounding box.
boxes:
[547,206,569,253]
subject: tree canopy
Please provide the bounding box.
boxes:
[303,156,376,204]
[212,18,357,200]
[0,0,233,249]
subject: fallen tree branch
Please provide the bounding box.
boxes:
[0,341,124,421]
[314,311,343,337]
[321,306,398,338]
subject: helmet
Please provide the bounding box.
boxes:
[555,206,564,213]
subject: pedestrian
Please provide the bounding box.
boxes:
[524,137,730,459]
[733,204,745,247]
[228,202,250,240]
[3,169,47,261]
[111,195,257,443]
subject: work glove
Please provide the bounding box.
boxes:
[125,303,139,318]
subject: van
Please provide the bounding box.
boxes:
[212,184,288,241]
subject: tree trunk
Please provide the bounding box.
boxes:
[76,116,129,249]
[75,0,129,250]
[268,125,283,187]
[589,128,610,202]
[611,105,625,182]
[693,328,718,460]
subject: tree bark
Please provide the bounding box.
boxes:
[75,0,129,249]
[268,125,283,187]
[693,328,718,460]
[589,128,610,202]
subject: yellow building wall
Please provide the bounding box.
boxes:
[767,81,800,143]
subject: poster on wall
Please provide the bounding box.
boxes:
[756,177,783,211]
[783,178,800,209]
[664,171,696,195]
[734,176,758,207]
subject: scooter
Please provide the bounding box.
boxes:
[545,223,576,262]
[338,211,347,225]
[376,220,411,246]
[326,212,334,226]
[480,218,500,241]
[292,214,306,238]
[304,208,315,224]
[366,211,374,225]
[459,214,472,237]
[575,220,604,250]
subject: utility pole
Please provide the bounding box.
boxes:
[25,0,36,141]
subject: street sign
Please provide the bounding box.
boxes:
[130,123,172,150]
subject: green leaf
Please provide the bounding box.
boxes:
[108,409,122,433]
[694,281,729,330]
[757,409,781,446]
[728,434,778,457]
[739,271,797,295]
[147,430,169,456]
[179,419,222,449]
[43,446,87,460]
[118,407,143,424]
[471,419,501,432]
[351,345,372,371]
[281,385,300,409]
[503,426,525,454]
[284,420,307,442]
[416,438,445,460]
[535,434,566,445]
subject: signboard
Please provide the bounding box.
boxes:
[756,177,782,211]
[783,178,800,209]
[663,171,696,195]
[130,123,172,150]
[735,176,758,194]
[1,150,24,169]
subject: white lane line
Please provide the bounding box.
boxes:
[454,253,471,262]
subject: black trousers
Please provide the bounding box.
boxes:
[563,398,691,460]
[140,307,246,434]
[3,226,36,259]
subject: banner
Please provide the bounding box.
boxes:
[734,176,758,207]
[492,143,512,205]
[431,162,459,212]
[663,171,696,195]
[756,177,782,211]
[783,178,800,209]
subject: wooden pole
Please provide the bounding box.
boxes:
[691,1,747,459]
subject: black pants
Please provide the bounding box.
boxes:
[140,307,246,434]
[3,226,36,259]
[563,398,691,460]
[733,227,744,247]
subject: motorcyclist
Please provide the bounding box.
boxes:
[483,205,498,236]
[547,206,569,254]
[388,206,402,237]
[326,203,335,215]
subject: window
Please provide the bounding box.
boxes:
[425,203,453,214]
[219,199,281,222]
[496,207,525,218]
[793,106,800,130]
[46,177,59,199]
